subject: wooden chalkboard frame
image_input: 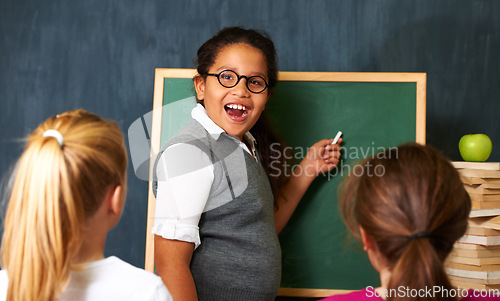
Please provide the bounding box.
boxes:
[145,68,426,297]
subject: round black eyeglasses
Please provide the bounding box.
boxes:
[206,70,269,94]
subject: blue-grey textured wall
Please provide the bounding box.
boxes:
[1,0,499,278]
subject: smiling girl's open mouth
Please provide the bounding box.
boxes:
[224,103,249,121]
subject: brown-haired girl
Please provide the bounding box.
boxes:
[152,26,342,301]
[0,110,172,301]
[321,143,498,301]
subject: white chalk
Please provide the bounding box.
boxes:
[332,131,342,144]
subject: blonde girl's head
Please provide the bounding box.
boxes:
[0,109,127,301]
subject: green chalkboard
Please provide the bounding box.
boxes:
[146,69,426,296]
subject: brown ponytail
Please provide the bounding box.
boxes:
[339,143,471,301]
[1,109,127,301]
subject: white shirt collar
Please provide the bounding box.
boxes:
[191,104,225,140]
[191,104,259,160]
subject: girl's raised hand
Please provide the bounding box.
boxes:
[298,138,342,178]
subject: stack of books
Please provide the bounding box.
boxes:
[445,162,500,290]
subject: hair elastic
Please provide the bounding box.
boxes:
[43,129,64,148]
[408,231,432,241]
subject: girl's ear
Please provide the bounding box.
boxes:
[108,185,124,217]
[359,226,387,273]
[194,74,206,101]
[359,226,376,252]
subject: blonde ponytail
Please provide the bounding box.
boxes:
[1,109,127,301]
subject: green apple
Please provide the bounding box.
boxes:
[459,134,493,162]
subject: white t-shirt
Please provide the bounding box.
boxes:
[0,256,172,301]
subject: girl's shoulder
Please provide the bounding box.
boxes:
[461,289,500,301]
[0,270,7,301]
[165,118,208,146]
[321,289,380,301]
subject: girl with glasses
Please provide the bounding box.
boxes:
[152,26,342,301]
[0,110,172,301]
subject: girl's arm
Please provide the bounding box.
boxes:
[153,143,214,301]
[155,236,198,301]
[274,138,342,233]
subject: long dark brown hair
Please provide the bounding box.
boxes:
[339,143,471,301]
[194,26,290,202]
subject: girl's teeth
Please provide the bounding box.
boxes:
[227,104,247,110]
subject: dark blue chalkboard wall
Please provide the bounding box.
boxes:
[1,1,499,299]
